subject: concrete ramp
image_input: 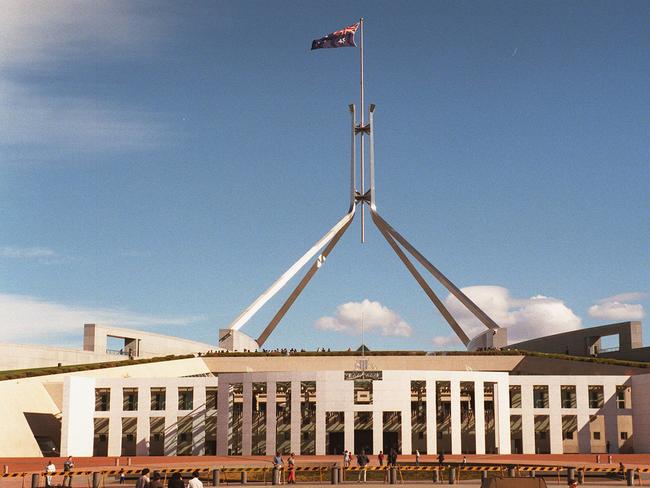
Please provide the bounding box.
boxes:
[482,478,547,488]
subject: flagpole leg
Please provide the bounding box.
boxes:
[359,17,365,243]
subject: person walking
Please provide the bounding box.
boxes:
[287,453,296,484]
[118,469,126,485]
[188,472,203,488]
[45,460,56,488]
[136,469,150,488]
[415,449,421,467]
[437,452,445,465]
[273,452,284,484]
[377,451,384,466]
[168,473,185,488]
[357,450,369,483]
[63,457,74,488]
[150,473,163,488]
[343,450,350,468]
[389,448,398,467]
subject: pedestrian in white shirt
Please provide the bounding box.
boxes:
[45,461,56,488]
[188,471,203,488]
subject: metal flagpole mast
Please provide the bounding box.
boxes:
[359,17,365,243]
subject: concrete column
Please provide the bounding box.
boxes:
[474,380,485,455]
[372,411,382,455]
[164,411,177,456]
[266,381,277,455]
[136,415,150,456]
[61,377,95,456]
[402,405,413,455]
[107,386,122,456]
[575,383,591,453]
[549,384,563,454]
[603,383,619,454]
[216,382,230,455]
[450,380,461,455]
[192,384,207,456]
[136,386,151,456]
[426,379,437,455]
[494,378,512,455]
[242,382,253,455]
[344,411,354,454]
[291,380,301,454]
[520,384,535,454]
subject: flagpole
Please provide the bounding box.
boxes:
[359,17,365,243]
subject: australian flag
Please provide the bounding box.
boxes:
[311,23,359,50]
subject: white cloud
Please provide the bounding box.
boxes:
[443,286,582,344]
[315,299,413,338]
[0,1,167,163]
[0,293,206,343]
[588,292,647,321]
[0,1,161,70]
[0,246,55,258]
[432,335,461,347]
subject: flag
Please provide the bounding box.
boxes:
[311,23,359,50]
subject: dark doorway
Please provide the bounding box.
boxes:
[383,432,399,454]
[354,429,373,455]
[327,432,344,455]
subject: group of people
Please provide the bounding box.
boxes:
[343,448,399,469]
[44,457,74,488]
[272,452,297,484]
[136,469,203,488]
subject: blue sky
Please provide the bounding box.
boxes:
[0,1,648,351]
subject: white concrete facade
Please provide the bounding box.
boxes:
[60,369,639,457]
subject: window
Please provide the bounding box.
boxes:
[589,386,604,409]
[533,385,549,408]
[206,386,219,411]
[151,388,166,410]
[509,386,521,408]
[593,432,601,440]
[616,386,629,409]
[620,432,628,440]
[122,388,138,411]
[178,387,194,410]
[561,385,577,408]
[95,388,110,411]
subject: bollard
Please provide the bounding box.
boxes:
[530,471,536,478]
[212,469,220,486]
[507,466,516,478]
[447,467,455,485]
[577,469,584,485]
[127,458,132,467]
[481,470,488,482]
[31,473,39,488]
[608,455,613,464]
[330,466,338,485]
[92,473,101,488]
[434,469,441,483]
[272,467,280,486]
[240,472,247,485]
[567,467,575,483]
[3,466,8,475]
[596,454,600,463]
[626,469,634,486]
[389,467,397,484]
[115,458,120,467]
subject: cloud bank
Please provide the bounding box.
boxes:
[315,299,413,338]
[0,293,205,343]
[0,246,55,259]
[588,292,647,321]
[432,285,582,346]
[0,1,166,164]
